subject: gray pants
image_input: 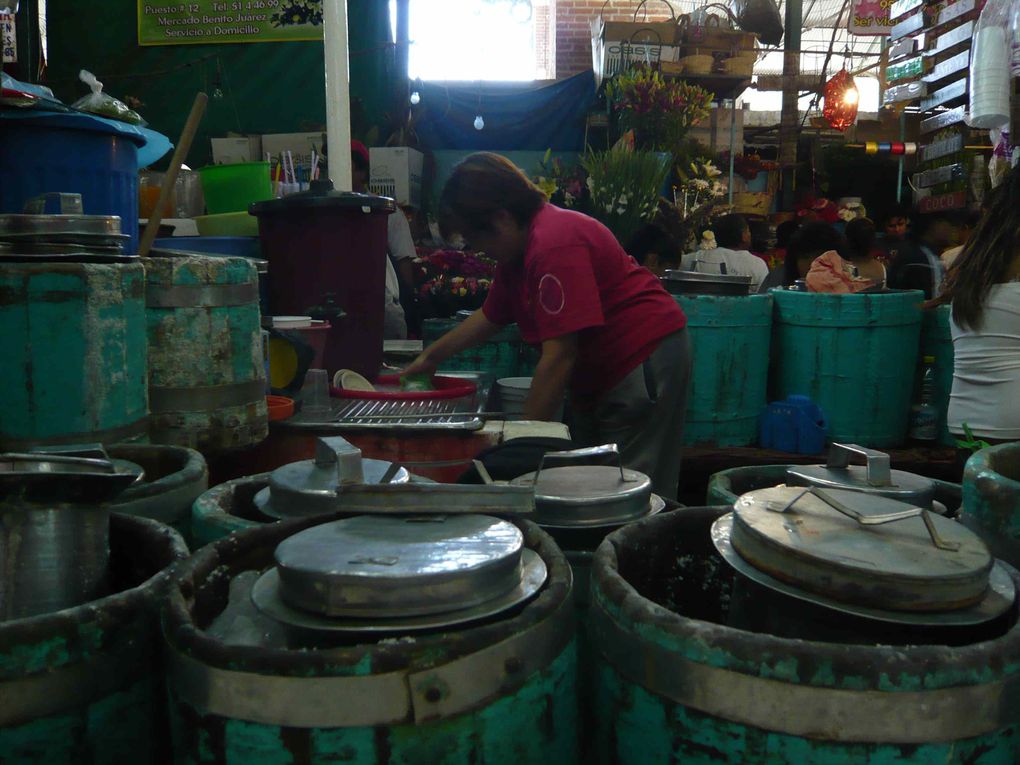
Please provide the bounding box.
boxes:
[570,329,691,500]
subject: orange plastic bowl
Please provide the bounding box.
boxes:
[266,395,295,421]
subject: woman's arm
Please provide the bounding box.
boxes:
[403,309,503,377]
[525,334,578,420]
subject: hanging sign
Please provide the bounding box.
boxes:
[849,0,893,35]
[1,13,15,62]
[137,1,324,46]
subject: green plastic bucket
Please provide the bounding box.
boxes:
[771,290,925,447]
[198,162,272,215]
[674,294,772,446]
[422,317,524,379]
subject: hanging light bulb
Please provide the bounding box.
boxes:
[212,85,225,100]
[474,115,485,130]
[843,87,859,106]
[822,68,859,132]
[410,90,421,105]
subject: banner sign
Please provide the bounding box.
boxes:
[849,0,893,35]
[1,13,15,62]
[138,0,323,46]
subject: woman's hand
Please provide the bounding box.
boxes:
[402,350,439,379]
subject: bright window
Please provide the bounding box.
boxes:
[392,0,554,81]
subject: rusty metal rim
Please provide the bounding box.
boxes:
[166,586,573,727]
[589,599,1020,743]
[145,281,259,308]
[0,416,149,451]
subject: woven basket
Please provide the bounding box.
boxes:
[680,53,713,75]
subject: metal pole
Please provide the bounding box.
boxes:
[322,0,353,191]
[896,111,905,204]
[727,99,737,205]
[779,0,803,211]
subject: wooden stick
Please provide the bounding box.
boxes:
[137,92,208,257]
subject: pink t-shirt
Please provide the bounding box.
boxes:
[483,204,686,399]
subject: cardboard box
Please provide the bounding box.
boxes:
[369,147,424,208]
[261,131,326,172]
[210,136,262,165]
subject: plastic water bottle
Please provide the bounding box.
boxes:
[908,355,938,441]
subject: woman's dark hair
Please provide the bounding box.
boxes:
[929,168,1019,329]
[439,152,547,238]
[775,219,800,249]
[711,213,749,249]
[844,217,877,261]
[782,222,847,284]
[626,224,678,268]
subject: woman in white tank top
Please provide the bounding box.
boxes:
[929,169,1020,441]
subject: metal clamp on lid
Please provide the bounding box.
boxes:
[826,443,892,487]
[534,444,634,485]
[768,486,960,551]
[23,192,84,215]
[314,436,365,487]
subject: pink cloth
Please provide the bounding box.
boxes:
[806,250,875,294]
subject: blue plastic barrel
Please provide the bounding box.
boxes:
[0,123,141,254]
[759,395,828,454]
[771,290,924,447]
[672,294,773,446]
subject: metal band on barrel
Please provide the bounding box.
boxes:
[0,416,149,451]
[167,589,573,728]
[589,603,1019,743]
[149,380,267,413]
[146,282,259,308]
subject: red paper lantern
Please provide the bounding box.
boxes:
[823,68,859,132]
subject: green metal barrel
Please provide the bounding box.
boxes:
[771,290,925,447]
[163,513,579,764]
[589,507,1020,764]
[0,262,148,449]
[189,473,272,548]
[962,443,1020,569]
[920,305,957,447]
[706,463,962,516]
[423,318,524,379]
[673,294,772,446]
[0,514,188,764]
[108,444,208,542]
[145,253,267,452]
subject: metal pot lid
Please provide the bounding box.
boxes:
[712,513,1016,627]
[662,269,753,285]
[508,444,652,526]
[0,450,144,503]
[730,486,993,613]
[269,514,526,618]
[786,443,935,505]
[535,492,666,530]
[253,457,410,519]
[251,546,546,635]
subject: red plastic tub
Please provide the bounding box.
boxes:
[331,374,477,401]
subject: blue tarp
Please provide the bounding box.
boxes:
[413,71,597,152]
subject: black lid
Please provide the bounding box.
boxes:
[249,180,396,216]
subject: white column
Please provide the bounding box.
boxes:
[322,0,352,191]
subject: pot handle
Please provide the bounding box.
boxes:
[534,443,637,484]
[826,443,893,487]
[315,436,365,487]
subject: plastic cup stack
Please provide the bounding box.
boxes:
[969,26,1011,129]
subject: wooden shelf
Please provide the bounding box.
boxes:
[660,72,751,101]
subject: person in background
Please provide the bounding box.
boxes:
[758,222,847,292]
[679,213,769,291]
[350,140,416,339]
[763,219,801,272]
[877,204,912,261]
[941,209,983,270]
[928,167,1020,444]
[403,153,691,499]
[887,212,958,299]
[844,217,887,287]
[626,223,681,277]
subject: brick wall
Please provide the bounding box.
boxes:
[556,0,674,78]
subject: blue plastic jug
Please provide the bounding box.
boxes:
[759,395,828,455]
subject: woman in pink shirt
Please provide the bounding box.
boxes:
[405,153,691,498]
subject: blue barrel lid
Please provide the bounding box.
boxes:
[249,180,395,216]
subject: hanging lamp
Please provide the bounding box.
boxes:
[822,68,859,132]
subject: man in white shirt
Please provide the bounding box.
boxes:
[680,213,769,291]
[351,141,416,339]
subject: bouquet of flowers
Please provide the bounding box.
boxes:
[413,248,496,318]
[606,66,713,154]
[533,149,587,209]
[674,159,727,221]
[581,140,672,247]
